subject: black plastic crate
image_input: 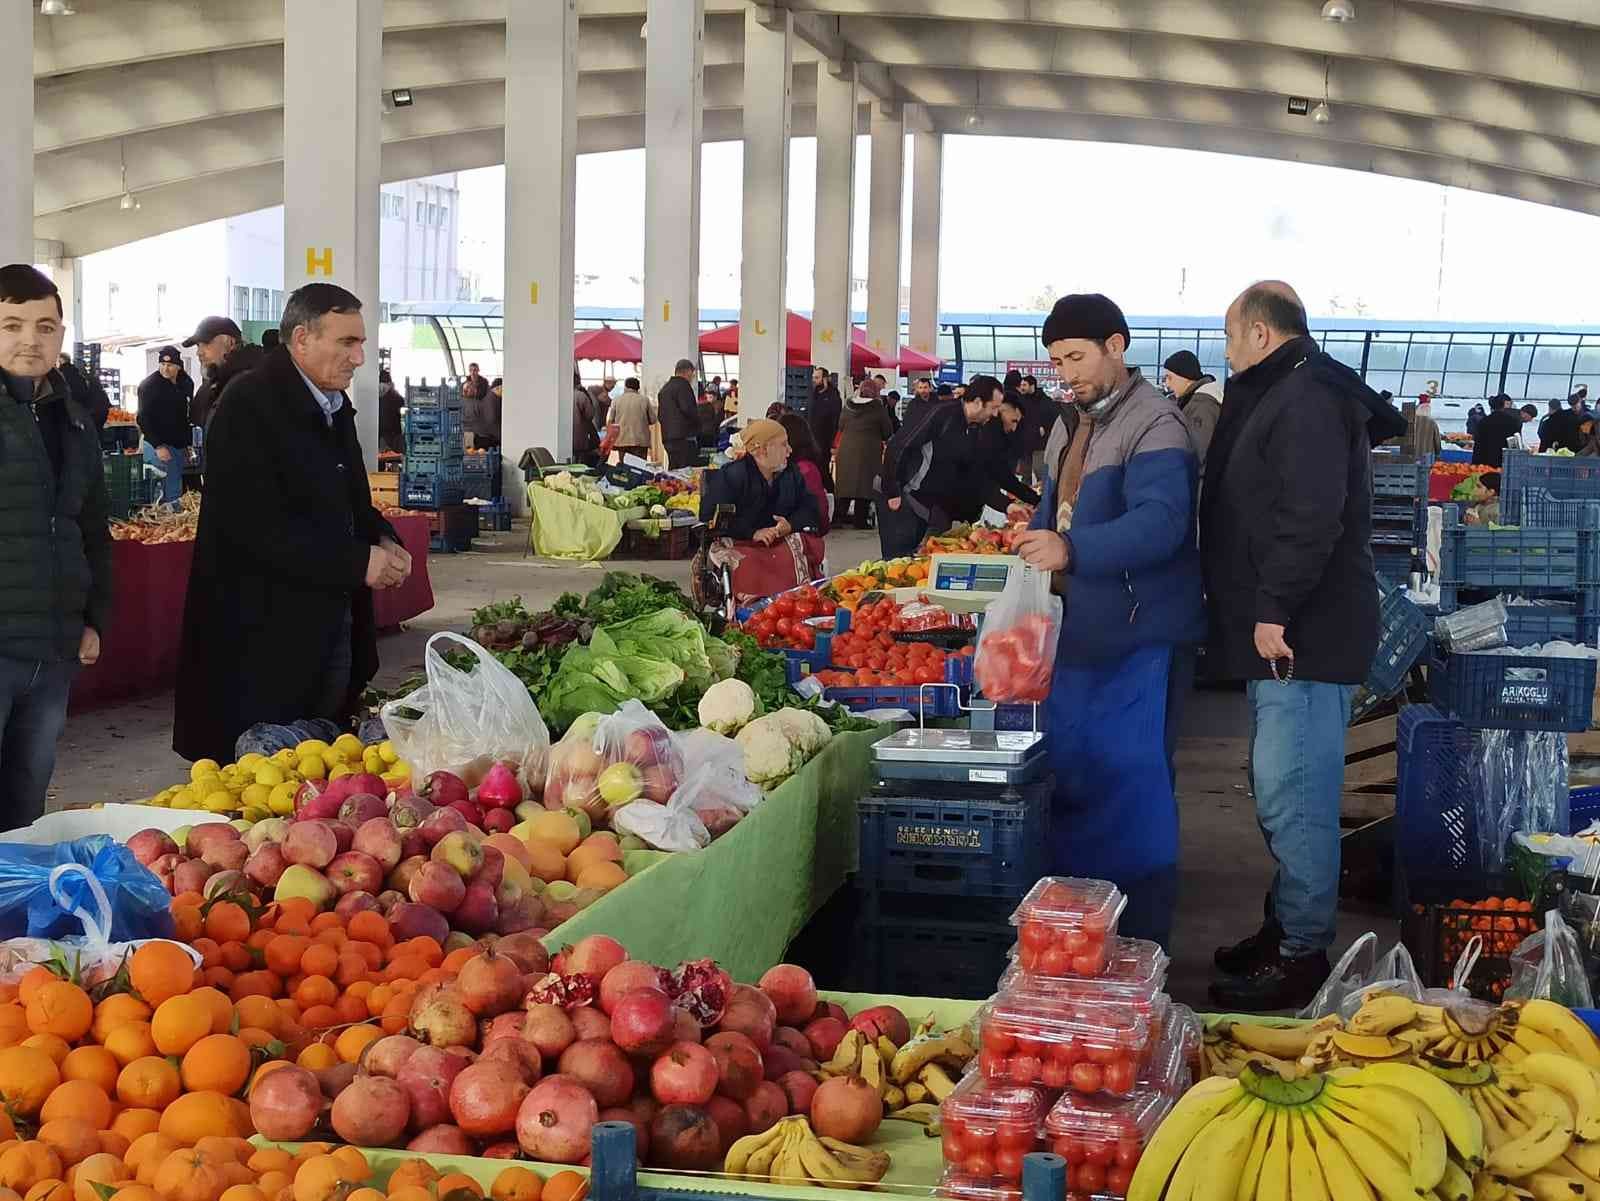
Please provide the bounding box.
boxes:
[478,498,512,532]
[1373,546,1416,585]
[1429,649,1596,732]
[1401,880,1543,1002]
[858,778,1051,900]
[463,448,502,500]
[425,505,477,553]
[617,521,697,561]
[102,452,159,519]
[1362,578,1429,713]
[851,890,1016,1000]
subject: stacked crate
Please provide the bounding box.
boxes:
[401,381,471,550]
[462,447,502,501]
[1370,453,1432,584]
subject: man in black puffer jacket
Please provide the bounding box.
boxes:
[0,265,113,830]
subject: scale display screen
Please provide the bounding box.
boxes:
[932,560,1014,593]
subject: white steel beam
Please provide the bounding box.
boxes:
[906,129,941,370]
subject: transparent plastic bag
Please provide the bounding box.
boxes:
[381,632,551,788]
[1507,909,1593,1008]
[973,567,1061,703]
[670,728,763,838]
[544,699,684,825]
[1472,729,1570,873]
[612,791,710,853]
[1299,933,1425,1020]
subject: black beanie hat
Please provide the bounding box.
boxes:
[1041,293,1130,349]
[1162,350,1203,381]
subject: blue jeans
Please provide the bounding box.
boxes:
[141,442,184,505]
[1247,679,1357,958]
[0,657,79,831]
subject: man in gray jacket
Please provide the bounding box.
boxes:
[1161,350,1223,475]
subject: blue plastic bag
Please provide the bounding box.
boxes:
[0,837,174,944]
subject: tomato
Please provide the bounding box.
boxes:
[1070,953,1103,975]
[775,618,794,637]
[1104,1058,1137,1095]
[793,600,817,619]
[1008,1055,1042,1084]
[1039,1059,1071,1089]
[1039,946,1073,975]
[1083,1141,1115,1168]
[994,1148,1026,1182]
[996,1124,1036,1153]
[796,626,816,649]
[962,1151,995,1177]
[1069,1062,1104,1093]
[1061,929,1091,954]
[1106,1165,1134,1195]
[1114,1139,1142,1168]
[1073,1163,1106,1193]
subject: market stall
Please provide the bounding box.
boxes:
[69,536,196,712]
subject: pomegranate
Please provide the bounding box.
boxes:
[527,971,597,1011]
[848,1005,911,1047]
[669,959,732,1027]
[314,1062,358,1098]
[650,1041,718,1106]
[778,1070,818,1116]
[757,964,818,1026]
[517,1075,599,1164]
[331,1075,410,1147]
[772,1027,811,1058]
[598,1107,651,1161]
[650,1104,723,1171]
[407,1125,475,1155]
[811,1075,883,1142]
[524,1004,578,1061]
[449,1060,531,1138]
[248,1064,322,1141]
[628,1093,661,1128]
[397,1045,473,1131]
[495,931,552,975]
[672,1009,703,1045]
[480,1037,543,1085]
[562,935,628,985]
[480,1142,521,1160]
[423,770,470,808]
[704,1095,749,1154]
[803,1016,850,1062]
[813,1001,849,1025]
[705,1031,765,1101]
[482,1011,527,1046]
[362,1034,423,1078]
[610,987,677,1057]
[410,992,477,1048]
[600,960,671,1014]
[762,1044,809,1081]
[744,1080,787,1135]
[557,1039,635,1107]
[571,1006,611,1043]
[718,984,777,1049]
[457,947,525,1017]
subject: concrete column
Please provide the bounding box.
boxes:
[46,256,83,351]
[503,0,579,499]
[907,130,942,372]
[811,63,857,385]
[0,3,30,267]
[738,6,791,421]
[643,0,704,402]
[866,103,905,377]
[283,0,381,468]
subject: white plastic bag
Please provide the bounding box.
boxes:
[612,793,710,853]
[671,728,763,837]
[1507,909,1594,1007]
[544,699,685,824]
[1299,933,1424,1020]
[972,566,1060,703]
[381,632,551,787]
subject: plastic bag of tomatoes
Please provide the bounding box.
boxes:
[972,568,1060,703]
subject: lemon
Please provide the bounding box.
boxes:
[333,733,364,760]
[170,789,200,810]
[201,790,235,813]
[237,752,265,770]
[378,741,399,765]
[189,759,221,782]
[295,739,331,757]
[298,755,326,781]
[255,762,286,787]
[321,751,341,775]
[328,762,353,781]
[240,782,271,809]
[240,804,270,823]
[362,749,384,775]
[268,781,298,815]
[271,747,299,767]
[389,759,412,778]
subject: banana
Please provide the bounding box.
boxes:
[884,1102,941,1130]
[1500,1041,1532,1066]
[1316,1104,1423,1201]
[1344,1062,1487,1167]
[1566,1135,1600,1178]
[1523,1171,1593,1201]
[743,1118,799,1179]
[1193,1096,1264,1201]
[1518,1002,1600,1070]
[1517,1055,1600,1143]
[874,1036,899,1067]
[1333,1079,1448,1191]
[1258,1108,1291,1201]
[724,1119,788,1176]
[1228,1020,1323,1060]
[1517,1027,1573,1058]
[816,1137,890,1184]
[904,1081,929,1104]
[918,1062,957,1102]
[1331,1031,1415,1063]
[888,1029,976,1084]
[858,1045,887,1096]
[794,1130,856,1188]
[1473,1087,1512,1151]
[1532,1158,1600,1200]
[1488,1112,1575,1178]
[1301,1107,1378,1201]
[882,1084,907,1111]
[1327,1095,1409,1162]
[1289,1109,1332,1201]
[771,1125,811,1186]
[1350,994,1421,1037]
[1437,1157,1474,1201]
[1128,1078,1245,1201]
[825,1030,868,1075]
[1238,1107,1277,1201]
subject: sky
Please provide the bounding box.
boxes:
[457,133,1600,324]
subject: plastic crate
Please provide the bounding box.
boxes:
[1521,488,1600,530]
[781,643,832,684]
[1373,546,1416,585]
[424,505,477,553]
[1401,887,1542,1002]
[858,778,1052,900]
[1440,522,1598,591]
[617,522,697,561]
[1502,601,1600,648]
[404,381,464,412]
[462,449,502,500]
[1394,704,1476,910]
[102,452,160,519]
[1429,649,1596,732]
[402,471,465,509]
[1571,787,1600,831]
[851,890,1016,1000]
[477,498,512,532]
[1364,578,1429,706]
[1371,497,1425,548]
[403,403,464,438]
[98,423,139,452]
[1371,454,1433,499]
[1502,450,1600,524]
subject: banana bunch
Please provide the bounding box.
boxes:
[723,1114,890,1190]
[817,1016,974,1125]
[1201,1016,1338,1079]
[1128,1059,1484,1201]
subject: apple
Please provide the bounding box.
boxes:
[453,880,499,935]
[327,851,384,896]
[284,820,338,869]
[243,818,290,852]
[418,807,468,847]
[275,863,337,910]
[482,808,517,834]
[431,831,485,879]
[410,860,466,913]
[173,859,214,894]
[597,763,643,807]
[127,829,177,866]
[244,843,289,888]
[353,817,403,871]
[200,839,249,871]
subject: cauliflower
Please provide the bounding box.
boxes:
[735,715,804,786]
[699,678,761,736]
[772,707,832,756]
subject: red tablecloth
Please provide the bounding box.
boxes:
[1430,466,1485,501]
[70,539,195,713]
[372,513,435,629]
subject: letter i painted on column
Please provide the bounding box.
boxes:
[663,301,671,322]
[530,282,540,304]
[306,247,333,275]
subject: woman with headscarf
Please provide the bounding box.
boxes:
[834,377,894,530]
[694,419,826,606]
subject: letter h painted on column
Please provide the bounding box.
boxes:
[305,247,334,276]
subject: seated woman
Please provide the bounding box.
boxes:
[696,418,825,605]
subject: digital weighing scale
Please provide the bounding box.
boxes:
[924,554,1036,614]
[872,726,1048,787]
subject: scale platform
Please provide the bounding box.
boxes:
[872,728,1048,786]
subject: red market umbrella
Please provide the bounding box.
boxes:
[573,326,643,363]
[699,311,882,373]
[890,344,943,372]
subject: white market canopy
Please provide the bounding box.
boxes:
[32,0,1600,257]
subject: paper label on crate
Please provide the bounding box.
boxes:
[968,769,1007,783]
[889,820,992,854]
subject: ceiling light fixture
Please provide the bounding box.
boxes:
[965,110,983,128]
[118,144,139,211]
[1321,0,1356,21]
[965,76,982,129]
[39,0,75,15]
[1311,58,1333,124]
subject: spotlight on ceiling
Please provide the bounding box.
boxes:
[965,110,983,129]
[1311,100,1332,124]
[639,20,648,38]
[119,191,138,211]
[390,88,413,108]
[1321,0,1356,21]
[40,0,75,14]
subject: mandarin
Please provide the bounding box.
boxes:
[179,1036,251,1097]
[37,1082,112,1131]
[150,997,210,1057]
[128,944,194,1009]
[89,996,150,1045]
[115,1058,179,1110]
[58,1048,117,1095]
[0,1047,60,1116]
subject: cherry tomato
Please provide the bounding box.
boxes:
[1104,1057,1137,1095]
[1039,1059,1071,1088]
[1084,1141,1115,1167]
[1020,923,1052,953]
[1074,1164,1107,1193]
[1106,1165,1134,1195]
[962,1152,995,1177]
[997,1124,1036,1153]
[994,1148,1026,1181]
[1114,1139,1142,1168]
[1008,1055,1042,1084]
[1070,953,1102,975]
[1069,1062,1104,1093]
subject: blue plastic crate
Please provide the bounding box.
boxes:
[1570,786,1600,831]
[1372,454,1433,500]
[1371,497,1426,548]
[1502,450,1600,524]
[1394,704,1478,908]
[402,471,465,509]
[781,641,832,684]
[424,504,477,553]
[820,682,963,717]
[850,889,1018,1000]
[1440,521,1600,591]
[1365,579,1429,703]
[1521,488,1600,530]
[1373,546,1416,585]
[858,778,1051,900]
[1503,601,1600,648]
[403,404,464,437]
[1429,649,1596,732]
[477,498,513,532]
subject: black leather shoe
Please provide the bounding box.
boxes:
[1208,951,1331,1013]
[1213,918,1283,977]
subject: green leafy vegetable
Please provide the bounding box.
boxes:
[471,596,531,628]
[601,609,714,691]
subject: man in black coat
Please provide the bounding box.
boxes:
[807,366,842,477]
[137,346,192,505]
[1200,280,1395,1012]
[184,316,243,431]
[657,358,700,469]
[1471,394,1537,467]
[173,283,408,764]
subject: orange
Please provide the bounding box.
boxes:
[151,1149,228,1201]
[345,913,388,947]
[297,1006,337,1032]
[150,997,209,1057]
[490,1167,544,1201]
[157,1092,244,1146]
[115,1058,179,1111]
[179,1036,251,1098]
[254,1174,291,1201]
[116,1187,161,1201]
[218,1188,266,1201]
[22,1180,67,1201]
[190,1139,249,1167]
[108,1109,158,1145]
[59,1048,117,1096]
[89,996,151,1045]
[386,1189,434,1201]
[538,1174,586,1201]
[203,904,250,946]
[0,1005,28,1048]
[0,1047,61,1117]
[128,944,194,1010]
[326,1150,364,1181]
[435,1174,481,1200]
[99,1023,155,1069]
[575,862,626,891]
[19,1037,69,1069]
[70,1153,126,1201]
[126,1136,178,1188]
[290,977,334,1011]
[96,1132,129,1162]
[245,1151,292,1177]
[226,973,280,1002]
[331,1025,379,1065]
[24,984,91,1044]
[345,1191,382,1201]
[16,969,59,1009]
[187,989,233,1037]
[38,1083,112,1134]
[293,1043,337,1071]
[171,906,203,944]
[290,1155,363,1201]
[33,1122,97,1170]
[385,1162,436,1195]
[0,1144,62,1194]
[231,997,278,1036]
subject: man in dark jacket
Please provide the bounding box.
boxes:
[378,369,404,454]
[137,346,192,505]
[1201,280,1383,1010]
[807,366,842,476]
[1161,350,1224,477]
[978,393,1039,512]
[877,376,1005,557]
[0,265,112,828]
[184,316,243,430]
[657,358,700,469]
[1541,397,1586,454]
[173,283,408,764]
[1471,395,1537,467]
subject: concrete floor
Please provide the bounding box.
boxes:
[49,521,1394,1011]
